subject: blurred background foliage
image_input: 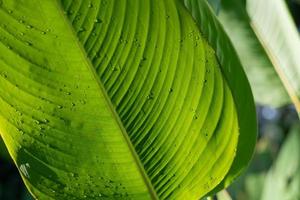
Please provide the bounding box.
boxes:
[227,105,299,200]
[0,0,300,200]
[216,0,300,199]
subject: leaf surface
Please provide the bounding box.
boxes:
[183,0,257,194]
[0,0,256,199]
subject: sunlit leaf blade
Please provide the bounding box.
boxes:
[0,0,255,199]
[247,0,300,113]
[183,0,257,194]
[0,1,155,199]
[207,0,291,107]
[261,124,300,200]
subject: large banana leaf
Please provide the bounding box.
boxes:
[183,0,257,194]
[0,0,256,199]
[207,0,291,107]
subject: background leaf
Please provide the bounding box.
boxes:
[231,114,300,200]
[261,124,300,200]
[207,0,291,107]
[216,190,232,200]
[247,0,300,113]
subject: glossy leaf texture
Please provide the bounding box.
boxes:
[207,0,291,107]
[183,0,257,194]
[0,0,255,199]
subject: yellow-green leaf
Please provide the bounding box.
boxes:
[0,0,256,199]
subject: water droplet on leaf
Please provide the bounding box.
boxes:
[19,163,30,178]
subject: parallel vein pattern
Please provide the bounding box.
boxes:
[183,0,257,194]
[0,1,153,199]
[0,0,241,199]
[61,0,239,199]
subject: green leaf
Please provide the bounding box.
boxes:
[213,0,300,111]
[247,0,300,113]
[0,0,256,199]
[261,124,300,200]
[207,0,291,107]
[244,173,265,200]
[183,0,257,194]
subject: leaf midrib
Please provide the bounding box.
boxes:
[53,0,158,198]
